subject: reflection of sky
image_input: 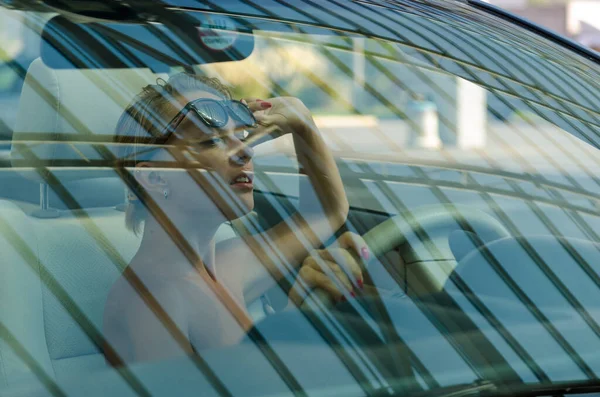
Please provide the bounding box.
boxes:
[451,244,588,382]
[6,0,600,389]
[384,298,478,386]
[354,177,600,381]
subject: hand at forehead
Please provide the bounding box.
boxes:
[242,98,272,113]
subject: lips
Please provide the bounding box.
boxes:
[230,172,254,189]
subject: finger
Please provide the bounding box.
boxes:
[253,113,288,137]
[337,231,371,262]
[314,248,363,284]
[289,265,342,306]
[297,266,345,302]
[242,121,281,148]
[243,97,272,112]
[253,112,270,124]
[243,97,274,103]
[250,114,279,134]
[241,97,259,105]
[328,261,355,292]
[303,256,355,292]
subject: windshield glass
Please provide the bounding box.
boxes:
[2,1,600,396]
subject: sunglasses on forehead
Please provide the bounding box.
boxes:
[161,98,257,138]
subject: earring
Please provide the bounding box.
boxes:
[163,188,169,200]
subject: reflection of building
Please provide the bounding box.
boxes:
[574,21,600,50]
[489,0,600,50]
[494,1,569,35]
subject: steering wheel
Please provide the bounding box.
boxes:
[301,203,509,310]
[250,205,509,393]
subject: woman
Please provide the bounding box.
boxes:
[103,72,369,364]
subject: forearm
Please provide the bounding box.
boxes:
[249,96,348,225]
[239,98,350,298]
[258,121,350,270]
[292,122,348,226]
[240,212,341,301]
[238,184,349,301]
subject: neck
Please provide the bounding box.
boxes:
[132,210,225,278]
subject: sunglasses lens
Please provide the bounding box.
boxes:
[194,101,228,127]
[229,101,256,127]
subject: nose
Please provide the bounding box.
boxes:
[228,136,254,166]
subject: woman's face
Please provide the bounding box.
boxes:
[150,90,255,220]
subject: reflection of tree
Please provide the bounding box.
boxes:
[0,9,30,60]
[199,40,330,102]
[198,38,430,118]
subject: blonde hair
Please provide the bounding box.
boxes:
[115,72,232,234]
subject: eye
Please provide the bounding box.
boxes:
[201,136,226,147]
[185,136,226,155]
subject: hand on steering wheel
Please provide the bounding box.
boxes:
[288,231,370,306]
[292,205,509,311]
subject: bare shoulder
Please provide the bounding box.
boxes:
[215,236,256,268]
[103,272,192,362]
[214,236,259,290]
[104,272,187,325]
[215,236,278,303]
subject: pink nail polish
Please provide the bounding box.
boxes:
[361,247,370,260]
[260,102,272,109]
[357,279,364,289]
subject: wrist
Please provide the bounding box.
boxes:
[292,117,318,138]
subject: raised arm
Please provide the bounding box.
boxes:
[218,97,350,301]
[262,97,349,225]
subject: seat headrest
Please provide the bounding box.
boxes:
[11,58,165,182]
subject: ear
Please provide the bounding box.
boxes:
[134,162,168,193]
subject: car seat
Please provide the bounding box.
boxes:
[0,58,261,388]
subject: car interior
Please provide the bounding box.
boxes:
[3,2,600,394]
[0,12,504,391]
